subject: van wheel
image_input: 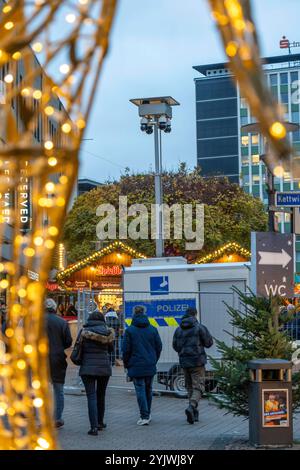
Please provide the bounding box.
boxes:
[170,372,187,398]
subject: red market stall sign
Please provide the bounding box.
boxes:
[95,265,122,276]
[46,281,61,291]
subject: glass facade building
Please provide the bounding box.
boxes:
[194,53,300,270]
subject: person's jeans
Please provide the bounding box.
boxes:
[52,382,64,421]
[81,375,110,429]
[133,376,154,420]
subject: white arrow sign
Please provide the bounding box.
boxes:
[258,249,292,268]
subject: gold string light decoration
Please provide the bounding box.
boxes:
[0,0,118,450]
[207,0,298,177]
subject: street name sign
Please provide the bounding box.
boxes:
[251,232,295,298]
[276,192,300,207]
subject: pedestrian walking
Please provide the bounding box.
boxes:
[122,305,162,426]
[173,307,213,424]
[45,298,72,428]
[79,301,115,436]
[105,306,120,366]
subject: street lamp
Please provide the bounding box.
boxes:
[242,122,300,232]
[130,96,180,257]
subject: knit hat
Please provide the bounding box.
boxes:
[44,298,57,311]
[133,305,146,316]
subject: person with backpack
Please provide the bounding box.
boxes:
[78,301,115,436]
[122,305,162,426]
[45,298,72,428]
[172,307,213,424]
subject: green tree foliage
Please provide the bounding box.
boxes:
[210,289,300,417]
[62,164,267,263]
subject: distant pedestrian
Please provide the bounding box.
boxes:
[45,298,72,428]
[105,307,120,366]
[173,307,213,424]
[122,306,162,426]
[79,301,114,436]
[57,303,65,317]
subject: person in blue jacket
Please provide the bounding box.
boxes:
[122,305,162,426]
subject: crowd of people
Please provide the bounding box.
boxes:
[45,297,213,436]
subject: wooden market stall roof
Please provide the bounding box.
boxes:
[57,240,147,284]
[195,242,251,264]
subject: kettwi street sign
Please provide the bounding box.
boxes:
[251,232,295,298]
[276,192,300,207]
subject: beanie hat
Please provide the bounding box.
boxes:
[44,298,57,311]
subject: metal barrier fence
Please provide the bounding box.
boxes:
[69,290,300,397]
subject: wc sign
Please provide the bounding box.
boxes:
[251,232,295,298]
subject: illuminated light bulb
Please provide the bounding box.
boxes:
[38,197,47,207]
[226,41,238,57]
[17,360,26,370]
[33,89,42,100]
[3,5,12,13]
[12,51,21,60]
[0,263,4,271]
[48,226,58,236]
[12,304,21,314]
[34,236,44,246]
[79,0,89,4]
[59,175,68,184]
[66,13,76,23]
[59,63,70,75]
[4,21,14,30]
[224,0,242,18]
[44,140,54,150]
[18,288,27,298]
[234,19,246,31]
[56,197,66,207]
[33,398,43,408]
[0,279,9,289]
[48,157,57,167]
[45,239,55,249]
[4,74,13,83]
[76,118,86,129]
[61,122,72,133]
[24,345,33,354]
[38,342,48,354]
[274,165,285,178]
[32,42,43,53]
[21,87,30,97]
[23,247,35,257]
[5,328,14,338]
[37,437,50,449]
[45,181,55,192]
[270,121,287,139]
[32,380,41,390]
[44,105,54,116]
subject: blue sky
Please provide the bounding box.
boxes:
[79,0,300,182]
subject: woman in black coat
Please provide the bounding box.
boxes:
[79,305,114,435]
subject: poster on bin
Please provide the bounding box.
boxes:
[262,389,289,427]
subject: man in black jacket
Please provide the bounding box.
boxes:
[173,307,213,424]
[45,298,72,428]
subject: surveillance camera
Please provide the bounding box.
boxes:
[164,119,171,133]
[146,126,153,135]
[140,117,148,132]
[158,115,167,130]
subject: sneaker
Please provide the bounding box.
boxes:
[97,423,107,430]
[194,408,199,422]
[55,419,64,428]
[185,405,195,424]
[137,418,150,426]
[88,428,98,436]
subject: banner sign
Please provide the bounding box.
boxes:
[17,160,31,232]
[125,298,196,321]
[262,389,289,427]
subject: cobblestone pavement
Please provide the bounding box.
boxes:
[59,357,300,450]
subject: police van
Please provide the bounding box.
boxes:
[123,256,250,397]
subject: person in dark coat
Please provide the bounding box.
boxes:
[45,298,72,428]
[105,307,120,365]
[173,307,213,424]
[79,301,115,436]
[122,306,162,426]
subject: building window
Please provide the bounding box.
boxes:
[241,135,249,146]
[270,74,277,86]
[241,154,249,165]
[241,116,248,126]
[252,154,260,164]
[252,175,260,184]
[284,172,291,181]
[280,73,288,85]
[251,134,259,145]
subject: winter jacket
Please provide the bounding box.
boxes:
[46,308,73,383]
[172,314,213,368]
[122,314,162,378]
[79,312,114,377]
[105,310,121,337]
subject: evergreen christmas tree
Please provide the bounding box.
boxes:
[209,288,300,417]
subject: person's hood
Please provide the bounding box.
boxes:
[81,325,114,344]
[105,310,118,318]
[180,314,198,330]
[132,314,150,328]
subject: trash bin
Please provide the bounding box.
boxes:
[248,359,293,448]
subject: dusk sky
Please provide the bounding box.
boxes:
[79,0,300,183]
